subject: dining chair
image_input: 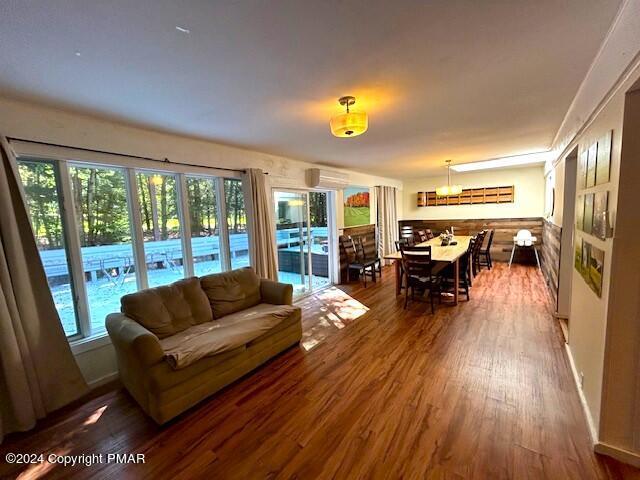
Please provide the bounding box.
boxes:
[400,246,441,313]
[478,229,494,270]
[508,229,541,269]
[355,234,382,278]
[416,230,429,243]
[471,230,487,276]
[424,229,435,240]
[339,235,378,286]
[440,237,474,300]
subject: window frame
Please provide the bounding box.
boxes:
[14,147,246,344]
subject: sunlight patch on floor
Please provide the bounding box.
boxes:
[300,287,369,351]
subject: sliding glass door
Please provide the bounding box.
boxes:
[274,190,332,296]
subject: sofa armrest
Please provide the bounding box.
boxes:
[106,313,164,367]
[260,279,293,305]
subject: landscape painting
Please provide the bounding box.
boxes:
[343,186,370,227]
[578,150,587,190]
[593,191,608,240]
[574,238,582,273]
[596,131,612,185]
[583,193,594,235]
[589,245,604,297]
[586,143,597,188]
[575,195,584,231]
[581,241,591,281]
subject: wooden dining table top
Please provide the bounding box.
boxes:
[384,235,472,263]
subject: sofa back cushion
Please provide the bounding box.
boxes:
[200,267,261,318]
[121,277,213,339]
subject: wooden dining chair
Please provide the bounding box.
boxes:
[355,234,382,278]
[471,230,487,276]
[424,229,435,240]
[416,230,429,243]
[400,246,441,313]
[339,235,377,287]
[478,229,494,270]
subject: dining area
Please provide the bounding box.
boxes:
[384,226,494,312]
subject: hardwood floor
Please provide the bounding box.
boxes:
[1,264,639,479]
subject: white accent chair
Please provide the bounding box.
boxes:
[508,229,541,269]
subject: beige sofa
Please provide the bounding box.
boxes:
[106,267,302,424]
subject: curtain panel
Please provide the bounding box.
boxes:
[242,168,278,280]
[375,186,399,266]
[0,137,88,443]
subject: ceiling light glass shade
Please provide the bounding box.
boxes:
[330,111,368,137]
[435,184,463,196]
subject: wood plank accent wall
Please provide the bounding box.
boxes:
[339,224,376,284]
[417,185,514,207]
[398,217,543,263]
[541,219,562,311]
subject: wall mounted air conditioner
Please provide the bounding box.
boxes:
[307,168,349,189]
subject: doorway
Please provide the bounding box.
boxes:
[557,147,578,329]
[273,189,333,297]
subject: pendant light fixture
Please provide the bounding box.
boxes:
[330,96,368,138]
[436,160,462,196]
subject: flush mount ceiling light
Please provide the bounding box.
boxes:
[436,160,463,196]
[330,96,368,138]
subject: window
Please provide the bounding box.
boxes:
[15,154,249,342]
[224,178,249,269]
[186,176,223,276]
[136,172,185,287]
[18,160,80,337]
[69,164,138,335]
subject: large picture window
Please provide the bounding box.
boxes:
[69,164,138,335]
[18,160,80,337]
[136,172,185,287]
[16,155,247,340]
[224,178,250,269]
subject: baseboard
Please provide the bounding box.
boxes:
[88,371,119,389]
[564,343,598,444]
[595,442,640,468]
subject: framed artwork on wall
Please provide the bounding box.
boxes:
[586,143,597,188]
[574,238,583,273]
[343,186,370,227]
[588,245,604,297]
[596,130,612,185]
[581,240,591,281]
[575,194,584,231]
[583,193,594,235]
[578,150,587,190]
[593,191,609,240]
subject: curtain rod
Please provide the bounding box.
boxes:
[6,137,251,174]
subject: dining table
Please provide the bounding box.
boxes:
[383,235,472,305]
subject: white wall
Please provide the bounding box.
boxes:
[544,0,640,462]
[401,165,545,220]
[0,96,403,387]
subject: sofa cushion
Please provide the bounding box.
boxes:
[159,303,298,369]
[200,267,261,318]
[121,277,213,339]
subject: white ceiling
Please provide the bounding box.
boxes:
[0,0,621,178]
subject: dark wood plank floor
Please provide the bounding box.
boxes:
[1,264,639,479]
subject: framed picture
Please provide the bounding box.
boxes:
[588,245,604,297]
[583,193,594,235]
[575,195,584,232]
[586,143,597,188]
[574,238,583,273]
[593,191,609,240]
[581,241,591,281]
[343,186,370,227]
[578,150,587,190]
[596,130,612,185]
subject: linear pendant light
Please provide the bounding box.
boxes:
[436,160,462,196]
